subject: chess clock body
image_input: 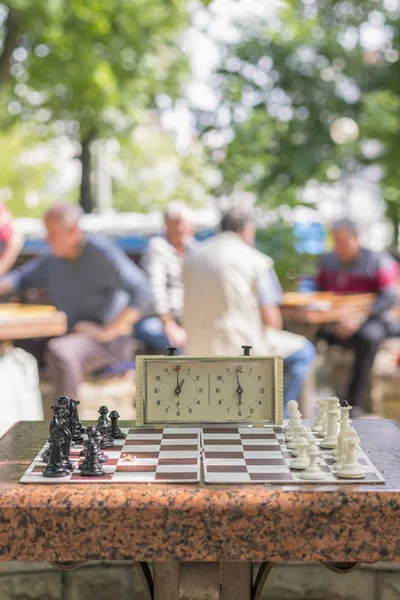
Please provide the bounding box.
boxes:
[136,355,283,426]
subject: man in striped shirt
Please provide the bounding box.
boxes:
[134,201,196,352]
[316,219,399,411]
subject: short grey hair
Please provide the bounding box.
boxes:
[44,202,83,227]
[164,201,194,223]
[331,218,358,235]
[220,207,255,233]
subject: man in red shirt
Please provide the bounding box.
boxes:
[0,203,24,275]
[316,219,399,412]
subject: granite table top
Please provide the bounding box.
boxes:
[0,419,399,563]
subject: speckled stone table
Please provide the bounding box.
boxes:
[1,420,400,600]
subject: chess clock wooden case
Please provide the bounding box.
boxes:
[135,352,283,426]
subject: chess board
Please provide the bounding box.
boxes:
[20,428,201,484]
[20,426,385,485]
[202,428,385,484]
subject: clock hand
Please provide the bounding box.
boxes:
[236,369,243,407]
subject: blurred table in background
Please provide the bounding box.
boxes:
[0,303,67,341]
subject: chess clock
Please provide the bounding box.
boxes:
[135,346,283,426]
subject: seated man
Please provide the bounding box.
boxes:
[316,218,399,412]
[0,201,24,275]
[0,203,151,399]
[183,207,316,416]
[135,201,196,353]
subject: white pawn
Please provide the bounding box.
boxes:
[332,403,352,462]
[318,400,329,437]
[320,397,340,449]
[290,437,310,470]
[285,401,301,441]
[337,430,365,479]
[290,424,307,455]
[311,398,326,433]
[301,444,327,480]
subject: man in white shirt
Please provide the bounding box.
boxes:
[183,207,316,415]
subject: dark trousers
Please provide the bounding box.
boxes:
[319,318,400,408]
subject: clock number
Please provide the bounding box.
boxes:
[257,376,261,381]
[155,376,161,381]
[165,408,169,413]
[237,365,242,372]
[217,375,222,381]
[218,400,222,405]
[258,401,262,405]
[196,375,200,380]
[226,368,230,373]
[250,408,254,414]
[216,388,220,393]
[164,368,168,373]
[187,368,190,373]
[188,408,192,414]
[238,411,242,417]
[227,408,230,413]
[198,387,203,393]
[260,388,264,393]
[177,412,180,417]
[156,400,160,406]
[196,400,200,404]
[154,388,158,393]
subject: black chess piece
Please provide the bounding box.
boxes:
[80,426,97,458]
[96,406,114,448]
[109,410,126,439]
[93,430,109,463]
[80,439,104,477]
[340,399,350,407]
[69,399,85,443]
[43,433,69,478]
[71,398,86,433]
[50,404,73,471]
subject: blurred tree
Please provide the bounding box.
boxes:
[0,0,204,212]
[112,116,218,212]
[199,0,400,242]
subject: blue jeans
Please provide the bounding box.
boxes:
[134,317,170,354]
[283,340,316,418]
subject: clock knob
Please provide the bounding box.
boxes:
[242,345,252,356]
[165,346,178,356]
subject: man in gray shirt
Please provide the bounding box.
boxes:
[0,203,151,399]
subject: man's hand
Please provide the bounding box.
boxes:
[73,321,115,343]
[334,314,362,339]
[164,321,187,349]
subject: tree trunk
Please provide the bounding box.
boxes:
[79,132,95,213]
[0,11,20,91]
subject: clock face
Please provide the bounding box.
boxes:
[137,356,282,425]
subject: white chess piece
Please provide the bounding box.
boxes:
[285,400,299,440]
[287,419,303,449]
[290,424,308,455]
[318,400,329,437]
[311,398,326,433]
[301,443,327,480]
[320,397,340,449]
[337,430,365,479]
[290,437,310,470]
[332,404,352,462]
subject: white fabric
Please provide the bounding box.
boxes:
[183,231,306,358]
[0,347,43,438]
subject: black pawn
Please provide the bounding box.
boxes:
[80,439,104,477]
[97,406,114,448]
[43,435,69,478]
[93,431,109,463]
[70,399,85,443]
[79,426,97,458]
[109,410,126,439]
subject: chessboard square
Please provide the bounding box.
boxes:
[158,451,199,460]
[205,472,250,483]
[240,439,280,446]
[116,464,157,472]
[126,433,163,441]
[205,458,246,466]
[203,428,239,434]
[102,451,122,460]
[242,444,279,452]
[247,465,289,473]
[162,433,199,440]
[166,427,201,435]
[155,472,199,481]
[124,439,162,446]
[112,471,156,482]
[160,440,200,448]
[249,472,292,481]
[70,473,114,482]
[204,451,245,459]
[203,444,244,453]
[117,457,158,466]
[206,465,248,473]
[128,428,163,434]
[202,433,241,440]
[240,433,276,440]
[121,444,161,453]
[120,451,160,460]
[243,450,282,459]
[156,465,200,473]
[202,439,242,446]
[159,444,198,452]
[158,458,198,465]
[364,472,383,482]
[245,458,287,466]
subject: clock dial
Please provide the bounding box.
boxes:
[139,356,283,425]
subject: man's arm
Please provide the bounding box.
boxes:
[0,255,49,297]
[0,231,24,276]
[258,267,284,329]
